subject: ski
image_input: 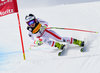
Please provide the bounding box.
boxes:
[58,44,68,56]
[80,40,87,52]
[80,47,85,52]
[58,49,65,56]
[80,45,86,52]
[80,39,88,52]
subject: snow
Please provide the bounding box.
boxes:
[0,1,100,73]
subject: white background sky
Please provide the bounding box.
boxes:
[18,0,100,8]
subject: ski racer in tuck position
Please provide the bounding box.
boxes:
[25,14,84,53]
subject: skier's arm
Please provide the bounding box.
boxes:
[28,31,43,46]
[37,18,48,33]
[38,18,48,28]
[28,32,43,46]
[28,32,34,40]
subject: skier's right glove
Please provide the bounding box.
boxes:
[27,26,33,32]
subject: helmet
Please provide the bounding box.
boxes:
[25,14,39,27]
[25,14,41,34]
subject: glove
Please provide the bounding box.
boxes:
[27,26,33,32]
[34,40,43,46]
[28,34,32,37]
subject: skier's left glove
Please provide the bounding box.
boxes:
[34,40,43,46]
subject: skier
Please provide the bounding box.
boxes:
[25,14,84,52]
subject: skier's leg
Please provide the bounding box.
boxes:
[43,29,73,44]
[47,40,65,50]
[41,37,65,50]
[44,29,73,43]
[62,37,84,47]
[44,29,84,47]
[44,29,63,42]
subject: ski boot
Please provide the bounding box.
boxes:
[73,39,85,52]
[55,42,67,56]
[55,42,65,50]
[73,39,84,47]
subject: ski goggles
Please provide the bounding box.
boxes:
[27,20,35,26]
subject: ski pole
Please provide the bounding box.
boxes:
[47,27,98,34]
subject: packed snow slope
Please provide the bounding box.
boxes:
[0,1,100,73]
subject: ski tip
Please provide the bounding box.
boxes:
[80,48,84,52]
[58,52,61,56]
[96,32,99,34]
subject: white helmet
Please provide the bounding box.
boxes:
[25,14,39,26]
